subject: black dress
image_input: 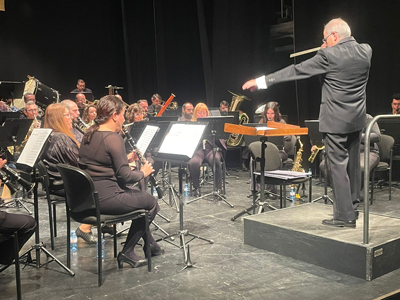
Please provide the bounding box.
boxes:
[79,131,159,256]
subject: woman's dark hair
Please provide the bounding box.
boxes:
[125,103,143,123]
[82,95,124,144]
[261,101,282,123]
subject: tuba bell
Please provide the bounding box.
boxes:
[226,91,251,147]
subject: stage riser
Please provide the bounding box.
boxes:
[243,204,400,280]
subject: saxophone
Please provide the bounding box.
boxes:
[308,145,325,163]
[291,136,304,172]
[226,91,251,147]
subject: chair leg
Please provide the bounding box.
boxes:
[67,214,71,269]
[48,202,55,250]
[53,203,57,237]
[97,222,102,287]
[113,225,117,258]
[14,232,22,300]
[145,213,151,272]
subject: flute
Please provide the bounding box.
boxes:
[122,127,163,199]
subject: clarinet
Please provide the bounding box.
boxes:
[122,127,163,199]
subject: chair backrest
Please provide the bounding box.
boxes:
[56,164,97,214]
[284,135,296,156]
[249,141,281,171]
[377,134,395,162]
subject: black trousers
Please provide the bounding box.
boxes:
[324,131,361,221]
[188,148,223,189]
[0,211,36,265]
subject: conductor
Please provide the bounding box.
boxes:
[242,18,372,228]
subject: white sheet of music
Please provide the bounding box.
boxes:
[159,123,207,157]
[17,128,52,167]
[136,125,159,154]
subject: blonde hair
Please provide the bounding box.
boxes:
[191,103,209,121]
[44,103,79,146]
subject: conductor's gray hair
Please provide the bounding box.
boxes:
[324,18,351,38]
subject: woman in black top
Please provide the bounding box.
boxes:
[79,95,162,268]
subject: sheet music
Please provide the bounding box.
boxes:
[136,125,159,154]
[159,123,207,158]
[256,126,277,131]
[17,128,52,167]
[254,170,309,180]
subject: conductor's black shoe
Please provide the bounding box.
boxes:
[355,211,359,220]
[322,219,356,228]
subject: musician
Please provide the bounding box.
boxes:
[243,18,372,228]
[82,104,97,126]
[20,93,44,119]
[79,95,163,268]
[148,93,162,115]
[0,100,10,112]
[188,103,226,196]
[74,93,87,116]
[219,100,229,116]
[21,101,42,126]
[0,160,36,265]
[41,103,96,243]
[61,100,83,143]
[138,99,149,113]
[177,102,193,121]
[392,93,400,115]
[259,101,292,162]
[71,79,92,94]
[23,92,36,104]
[126,103,144,123]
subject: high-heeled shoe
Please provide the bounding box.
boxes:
[143,244,165,258]
[117,252,147,268]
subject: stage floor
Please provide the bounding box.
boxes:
[1,169,400,300]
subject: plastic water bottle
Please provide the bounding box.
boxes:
[97,237,105,258]
[153,188,158,200]
[70,230,78,252]
[183,183,189,205]
[308,167,312,177]
[290,187,296,206]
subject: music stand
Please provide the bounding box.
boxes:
[0,112,21,126]
[305,120,333,204]
[155,122,214,270]
[17,128,74,276]
[187,116,234,208]
[0,118,34,214]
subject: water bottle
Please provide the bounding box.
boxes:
[97,237,105,258]
[153,188,158,200]
[308,167,312,177]
[290,186,296,206]
[70,230,78,252]
[183,183,189,205]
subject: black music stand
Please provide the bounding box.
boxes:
[187,116,234,208]
[305,120,333,204]
[0,112,21,125]
[0,118,34,214]
[155,122,214,270]
[16,129,74,276]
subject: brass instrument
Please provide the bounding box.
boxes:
[226,91,251,147]
[308,145,324,163]
[291,136,304,173]
[74,116,90,133]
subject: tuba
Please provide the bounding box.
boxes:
[226,91,250,147]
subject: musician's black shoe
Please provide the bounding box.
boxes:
[322,219,356,228]
[76,227,98,244]
[193,188,201,197]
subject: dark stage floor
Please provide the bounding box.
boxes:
[1,168,400,300]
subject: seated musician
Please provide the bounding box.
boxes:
[0,159,37,266]
[41,103,97,244]
[82,104,97,127]
[148,93,162,116]
[188,103,226,197]
[177,102,193,121]
[138,99,149,118]
[79,95,163,268]
[61,100,84,143]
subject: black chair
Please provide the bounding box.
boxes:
[36,160,65,250]
[56,164,151,287]
[371,134,395,203]
[0,231,22,300]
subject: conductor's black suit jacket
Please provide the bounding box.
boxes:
[261,37,372,134]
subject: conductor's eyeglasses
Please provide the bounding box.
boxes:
[322,32,333,44]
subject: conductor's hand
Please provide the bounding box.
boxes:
[140,162,154,178]
[242,79,258,92]
[127,151,139,163]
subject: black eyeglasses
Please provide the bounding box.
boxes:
[322,32,333,44]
